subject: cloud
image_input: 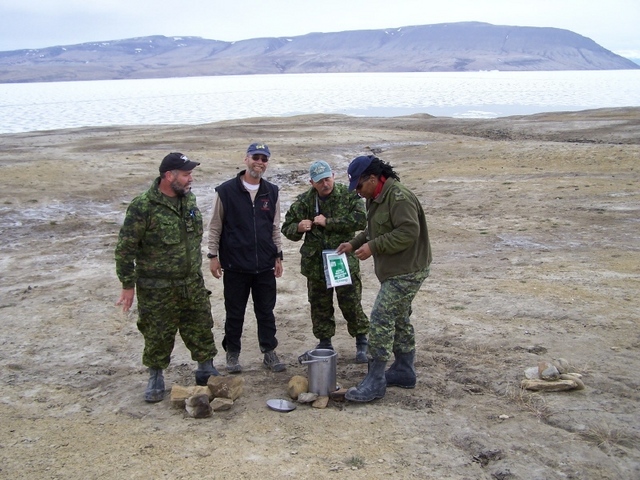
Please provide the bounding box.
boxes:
[615,50,640,59]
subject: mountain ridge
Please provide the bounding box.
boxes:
[0,22,636,83]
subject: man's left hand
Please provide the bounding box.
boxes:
[355,243,372,261]
[313,214,327,227]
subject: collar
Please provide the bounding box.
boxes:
[373,175,387,199]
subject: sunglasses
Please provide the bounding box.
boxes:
[251,154,269,162]
[356,174,371,190]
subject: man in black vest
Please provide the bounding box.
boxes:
[207,142,286,373]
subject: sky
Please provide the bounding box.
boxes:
[1,0,639,58]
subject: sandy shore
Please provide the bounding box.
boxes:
[1,108,639,479]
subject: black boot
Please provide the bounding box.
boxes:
[385,350,416,389]
[345,359,387,402]
[144,368,165,403]
[195,359,221,386]
[355,334,368,364]
[316,338,334,350]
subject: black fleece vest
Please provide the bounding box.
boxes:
[215,172,279,273]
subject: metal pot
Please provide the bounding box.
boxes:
[298,348,337,396]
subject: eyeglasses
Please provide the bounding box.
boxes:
[251,154,269,162]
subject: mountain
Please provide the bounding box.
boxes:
[0,22,636,83]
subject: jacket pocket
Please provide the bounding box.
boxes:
[300,243,320,259]
[158,219,181,245]
[373,211,391,235]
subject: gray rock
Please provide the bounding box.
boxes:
[185,394,212,418]
[538,361,560,381]
[297,392,319,403]
[552,358,571,374]
[524,366,539,379]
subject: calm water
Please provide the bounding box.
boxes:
[1,71,639,135]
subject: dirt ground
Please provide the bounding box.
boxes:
[0,108,639,479]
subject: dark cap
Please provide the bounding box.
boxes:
[246,142,271,157]
[159,152,200,173]
[347,155,374,191]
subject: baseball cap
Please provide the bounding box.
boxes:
[159,152,200,173]
[347,155,374,191]
[247,142,271,157]
[309,161,332,182]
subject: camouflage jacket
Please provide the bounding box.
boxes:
[115,177,204,289]
[282,183,366,280]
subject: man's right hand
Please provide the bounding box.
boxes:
[336,242,353,255]
[116,288,135,312]
[210,257,222,279]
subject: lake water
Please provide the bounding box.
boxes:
[1,70,639,135]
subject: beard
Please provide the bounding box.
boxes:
[248,168,264,180]
[170,179,191,196]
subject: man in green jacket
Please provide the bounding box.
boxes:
[115,152,219,403]
[337,155,432,402]
[282,161,369,363]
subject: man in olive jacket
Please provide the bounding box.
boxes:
[282,161,369,363]
[337,155,432,403]
[115,153,219,403]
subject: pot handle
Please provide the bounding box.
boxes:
[298,351,310,364]
[301,359,329,364]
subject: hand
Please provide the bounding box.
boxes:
[336,242,353,255]
[313,214,327,227]
[116,288,135,312]
[210,257,222,279]
[274,258,283,278]
[298,220,313,233]
[355,243,372,260]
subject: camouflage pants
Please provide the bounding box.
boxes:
[136,275,217,369]
[307,274,369,340]
[368,267,430,361]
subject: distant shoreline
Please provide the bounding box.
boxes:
[3,71,640,135]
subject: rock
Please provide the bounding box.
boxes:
[207,375,244,400]
[559,373,585,390]
[521,378,579,391]
[524,367,539,379]
[185,394,212,418]
[297,392,319,403]
[552,358,571,374]
[211,397,234,411]
[538,361,560,381]
[329,387,348,402]
[287,375,309,400]
[170,385,212,408]
[312,396,329,409]
[526,345,547,355]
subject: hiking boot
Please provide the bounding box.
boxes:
[355,334,368,364]
[144,368,165,403]
[316,338,334,350]
[226,351,242,374]
[263,350,286,372]
[195,359,220,386]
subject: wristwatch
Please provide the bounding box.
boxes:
[207,253,217,259]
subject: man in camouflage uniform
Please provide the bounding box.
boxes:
[282,161,369,363]
[115,152,219,403]
[337,155,432,403]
